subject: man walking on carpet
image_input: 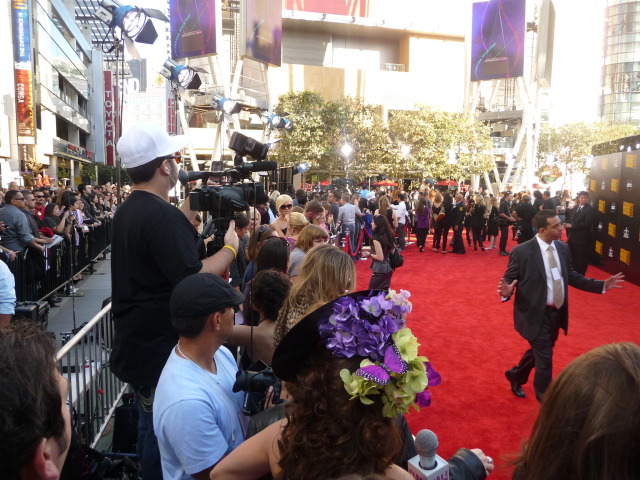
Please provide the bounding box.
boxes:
[498,209,624,402]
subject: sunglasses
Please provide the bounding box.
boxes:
[14,197,25,201]
[34,195,45,198]
[280,204,293,210]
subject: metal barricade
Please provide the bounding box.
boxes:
[56,302,127,449]
[6,218,112,302]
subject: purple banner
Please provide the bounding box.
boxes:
[170,0,218,60]
[470,0,526,81]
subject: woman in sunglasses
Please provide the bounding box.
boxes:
[271,194,293,237]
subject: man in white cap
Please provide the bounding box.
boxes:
[112,123,239,479]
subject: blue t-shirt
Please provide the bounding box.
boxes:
[154,346,245,480]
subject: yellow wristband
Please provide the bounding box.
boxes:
[223,244,237,259]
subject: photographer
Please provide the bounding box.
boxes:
[155,273,245,480]
[112,124,239,479]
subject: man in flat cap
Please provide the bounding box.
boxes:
[112,124,240,478]
[154,273,245,480]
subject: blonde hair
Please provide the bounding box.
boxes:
[288,212,309,234]
[434,191,443,204]
[296,224,329,252]
[274,245,355,345]
[377,195,390,213]
[276,194,293,212]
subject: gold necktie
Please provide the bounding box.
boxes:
[547,245,564,309]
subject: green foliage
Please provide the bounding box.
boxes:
[388,106,494,180]
[537,122,639,178]
[271,93,493,182]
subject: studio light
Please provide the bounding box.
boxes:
[95,0,168,45]
[212,94,242,115]
[160,58,204,90]
[229,132,270,161]
[296,162,310,174]
[265,113,294,131]
[341,143,353,157]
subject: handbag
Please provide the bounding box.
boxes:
[388,247,404,269]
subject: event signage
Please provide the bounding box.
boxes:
[241,0,282,67]
[12,0,36,142]
[104,71,115,166]
[167,98,176,134]
[470,0,526,81]
[590,150,640,285]
[170,0,220,59]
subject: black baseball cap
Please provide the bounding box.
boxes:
[171,273,244,317]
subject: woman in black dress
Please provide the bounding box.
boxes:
[435,193,454,254]
[469,196,486,250]
[486,197,499,250]
[364,215,396,290]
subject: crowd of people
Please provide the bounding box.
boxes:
[0,180,127,318]
[0,123,636,480]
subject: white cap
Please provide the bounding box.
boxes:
[117,123,188,168]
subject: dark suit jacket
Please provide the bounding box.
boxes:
[503,237,604,341]
[568,203,596,245]
[452,201,465,226]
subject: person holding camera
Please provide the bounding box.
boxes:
[154,273,246,480]
[112,124,239,479]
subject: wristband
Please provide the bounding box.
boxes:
[223,244,237,259]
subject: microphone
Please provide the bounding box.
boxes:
[233,161,277,174]
[408,430,449,480]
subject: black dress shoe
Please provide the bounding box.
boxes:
[499,251,509,256]
[505,370,526,398]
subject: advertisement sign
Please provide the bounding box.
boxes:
[170,0,220,60]
[12,0,35,142]
[590,151,640,286]
[167,98,176,134]
[470,0,526,82]
[241,0,282,67]
[104,71,115,166]
[283,0,369,16]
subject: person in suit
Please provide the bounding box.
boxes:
[498,192,515,256]
[563,191,597,275]
[498,209,624,402]
[449,193,466,254]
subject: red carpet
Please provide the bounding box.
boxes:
[354,233,640,480]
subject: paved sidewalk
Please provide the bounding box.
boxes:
[47,255,112,347]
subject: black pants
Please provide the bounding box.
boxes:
[433,224,449,250]
[396,223,406,250]
[415,227,429,248]
[569,242,590,275]
[508,309,560,401]
[451,225,465,253]
[471,226,484,248]
[499,224,510,252]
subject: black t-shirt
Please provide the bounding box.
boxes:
[542,197,556,210]
[515,202,535,223]
[111,190,203,386]
[499,200,512,223]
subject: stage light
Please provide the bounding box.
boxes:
[212,94,242,115]
[635,143,640,149]
[160,58,204,90]
[401,145,411,156]
[620,145,625,151]
[627,146,632,152]
[265,113,294,131]
[296,162,310,174]
[341,143,353,157]
[229,132,271,161]
[95,0,168,46]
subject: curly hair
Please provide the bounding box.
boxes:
[276,349,403,480]
[252,269,292,320]
[513,342,640,480]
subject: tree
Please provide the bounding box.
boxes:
[388,106,493,181]
[537,122,639,187]
[270,92,394,179]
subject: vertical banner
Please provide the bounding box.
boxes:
[12,0,35,143]
[470,0,526,81]
[104,71,115,167]
[241,0,282,67]
[170,0,219,60]
[167,98,177,134]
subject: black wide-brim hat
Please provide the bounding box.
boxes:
[272,289,384,382]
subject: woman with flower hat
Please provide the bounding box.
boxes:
[211,290,493,480]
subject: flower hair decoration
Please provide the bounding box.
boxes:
[318,289,441,417]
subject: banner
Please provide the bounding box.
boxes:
[470,0,526,81]
[12,0,35,142]
[170,0,219,59]
[590,151,640,286]
[104,71,115,166]
[167,98,176,134]
[241,0,282,67]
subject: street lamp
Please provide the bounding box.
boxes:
[401,144,411,156]
[341,143,353,182]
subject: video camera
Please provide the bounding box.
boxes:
[232,361,281,416]
[181,132,276,253]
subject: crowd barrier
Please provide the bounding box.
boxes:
[7,219,111,302]
[56,302,127,449]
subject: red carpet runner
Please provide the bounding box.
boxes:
[354,233,640,480]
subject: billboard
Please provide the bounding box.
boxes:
[470,0,526,82]
[242,0,282,67]
[590,152,640,286]
[170,0,220,60]
[104,71,115,166]
[12,0,35,142]
[283,0,369,16]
